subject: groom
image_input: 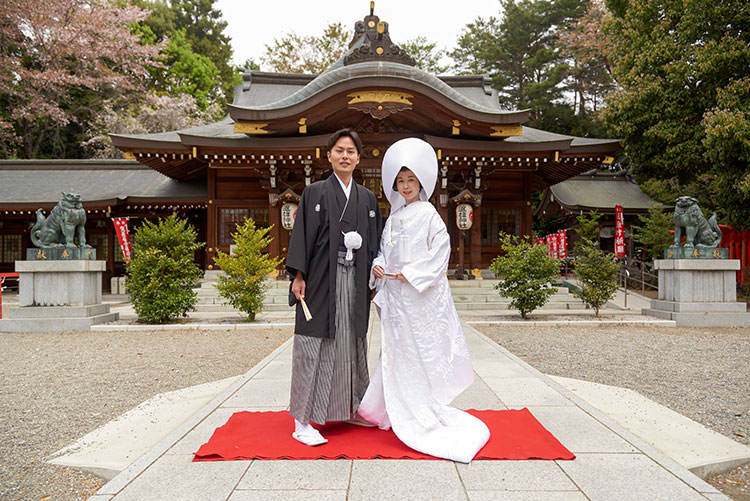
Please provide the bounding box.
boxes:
[285,128,382,446]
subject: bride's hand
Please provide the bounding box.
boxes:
[390,272,407,282]
[372,265,385,279]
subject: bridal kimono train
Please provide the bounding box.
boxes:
[357,199,490,463]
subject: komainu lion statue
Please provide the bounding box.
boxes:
[30,192,90,248]
[671,196,722,248]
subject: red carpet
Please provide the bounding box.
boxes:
[193,409,574,462]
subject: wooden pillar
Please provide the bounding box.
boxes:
[206,167,217,270]
[522,171,532,237]
[470,204,481,270]
[268,191,280,272]
[107,220,115,291]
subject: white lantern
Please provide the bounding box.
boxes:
[281,203,298,230]
[455,203,473,230]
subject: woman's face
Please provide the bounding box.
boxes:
[396,168,421,205]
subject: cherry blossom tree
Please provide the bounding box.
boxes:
[0,0,163,158]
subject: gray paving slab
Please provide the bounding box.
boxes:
[253,359,293,380]
[222,379,291,408]
[558,453,710,501]
[524,406,638,454]
[482,377,575,407]
[236,459,351,490]
[450,376,507,410]
[456,460,578,491]
[348,460,466,500]
[86,314,732,500]
[109,454,250,500]
[468,492,588,501]
[229,490,347,500]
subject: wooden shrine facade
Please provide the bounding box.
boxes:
[110,7,621,274]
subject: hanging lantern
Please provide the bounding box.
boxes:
[281,203,298,230]
[455,203,473,230]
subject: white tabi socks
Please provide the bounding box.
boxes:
[292,419,328,446]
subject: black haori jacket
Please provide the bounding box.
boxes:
[286,175,383,339]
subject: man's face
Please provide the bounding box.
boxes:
[327,136,360,180]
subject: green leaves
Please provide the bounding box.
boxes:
[632,204,674,260]
[489,233,560,318]
[212,218,281,321]
[602,0,750,228]
[572,244,619,316]
[125,215,204,324]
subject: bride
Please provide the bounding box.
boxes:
[357,138,490,463]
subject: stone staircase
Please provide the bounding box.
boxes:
[194,272,585,314]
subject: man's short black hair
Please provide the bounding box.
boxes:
[392,166,424,192]
[327,128,362,154]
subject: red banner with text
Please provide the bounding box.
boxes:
[112,218,132,264]
[614,205,625,257]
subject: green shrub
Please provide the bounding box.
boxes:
[572,243,620,316]
[489,233,560,318]
[212,218,281,321]
[126,215,204,323]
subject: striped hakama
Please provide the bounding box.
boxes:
[290,251,369,424]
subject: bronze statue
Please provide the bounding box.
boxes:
[30,192,90,249]
[671,196,721,249]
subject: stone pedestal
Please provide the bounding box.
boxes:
[0,260,118,332]
[643,259,750,327]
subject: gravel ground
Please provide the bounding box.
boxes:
[0,328,291,501]
[475,324,750,501]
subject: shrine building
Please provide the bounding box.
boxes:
[0,6,620,285]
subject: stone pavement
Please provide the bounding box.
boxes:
[86,315,731,500]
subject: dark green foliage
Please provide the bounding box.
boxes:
[451,0,608,135]
[489,233,560,318]
[602,0,750,229]
[572,243,619,316]
[133,0,235,104]
[212,218,281,321]
[126,215,204,323]
[632,204,674,260]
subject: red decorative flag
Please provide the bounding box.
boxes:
[614,205,625,257]
[550,234,558,259]
[558,230,567,258]
[112,218,132,264]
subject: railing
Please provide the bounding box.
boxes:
[617,257,658,294]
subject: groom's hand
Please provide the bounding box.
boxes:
[292,271,306,301]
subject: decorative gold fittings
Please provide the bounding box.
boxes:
[376,47,384,55]
[347,91,413,105]
[347,91,413,120]
[377,22,385,34]
[234,122,269,134]
[452,120,461,135]
[192,146,197,158]
[490,125,523,137]
[603,156,614,164]
[298,118,307,134]
[372,148,380,157]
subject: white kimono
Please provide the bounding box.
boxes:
[358,201,490,463]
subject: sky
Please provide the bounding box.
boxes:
[214,0,504,68]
